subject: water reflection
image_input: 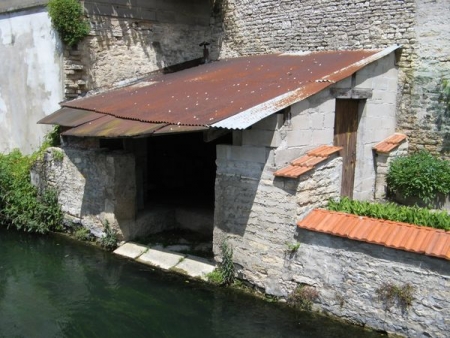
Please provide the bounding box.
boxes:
[0,228,384,338]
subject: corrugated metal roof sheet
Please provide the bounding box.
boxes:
[297,209,450,260]
[39,107,105,127]
[61,115,166,138]
[40,46,400,137]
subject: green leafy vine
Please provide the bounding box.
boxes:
[48,0,90,46]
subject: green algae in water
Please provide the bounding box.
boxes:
[0,227,385,338]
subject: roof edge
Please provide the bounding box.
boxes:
[212,45,401,130]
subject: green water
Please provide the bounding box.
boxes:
[0,227,385,338]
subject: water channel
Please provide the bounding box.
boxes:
[0,227,386,338]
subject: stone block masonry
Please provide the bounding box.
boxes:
[64,0,219,97]
[291,229,450,337]
[31,147,136,239]
[217,0,450,157]
[214,150,343,295]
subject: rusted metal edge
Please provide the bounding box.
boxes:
[212,45,401,130]
[37,107,105,127]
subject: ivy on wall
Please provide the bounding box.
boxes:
[47,0,90,46]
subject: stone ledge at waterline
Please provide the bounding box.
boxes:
[114,242,215,280]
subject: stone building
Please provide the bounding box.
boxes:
[31,2,450,336]
[34,43,450,336]
[36,45,400,238]
[60,0,449,157]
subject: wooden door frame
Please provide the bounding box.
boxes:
[333,99,360,198]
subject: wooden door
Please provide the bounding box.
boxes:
[334,99,359,198]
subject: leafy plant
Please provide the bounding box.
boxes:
[206,240,235,285]
[98,220,118,251]
[285,241,300,254]
[0,149,63,233]
[376,282,414,312]
[47,0,90,46]
[74,226,92,241]
[206,269,224,285]
[52,149,64,162]
[219,240,235,285]
[287,285,319,311]
[386,150,450,206]
[328,197,450,230]
[44,126,62,148]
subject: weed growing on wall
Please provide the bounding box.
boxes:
[285,242,300,254]
[376,282,415,312]
[0,150,62,233]
[48,0,90,46]
[328,197,450,230]
[207,240,235,285]
[74,226,93,241]
[386,150,450,206]
[441,79,450,113]
[98,221,118,251]
[287,285,319,311]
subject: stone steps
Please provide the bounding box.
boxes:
[113,242,216,280]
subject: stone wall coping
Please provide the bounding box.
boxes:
[373,133,407,153]
[274,145,342,178]
[298,209,450,260]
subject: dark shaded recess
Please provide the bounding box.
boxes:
[146,131,232,207]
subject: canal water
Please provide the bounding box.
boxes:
[0,227,385,338]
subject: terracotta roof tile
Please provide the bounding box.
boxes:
[274,165,313,178]
[274,145,342,178]
[373,133,407,153]
[297,209,450,260]
[291,155,324,167]
[308,145,342,157]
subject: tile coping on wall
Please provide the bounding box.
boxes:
[274,145,342,178]
[373,133,407,153]
[297,209,450,260]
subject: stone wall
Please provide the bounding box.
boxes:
[400,0,450,155]
[214,131,448,336]
[217,0,450,156]
[214,151,343,294]
[31,147,136,239]
[0,6,64,154]
[374,141,409,200]
[289,229,449,337]
[64,0,218,97]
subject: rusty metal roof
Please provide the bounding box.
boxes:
[62,115,167,138]
[40,45,400,137]
[39,107,104,127]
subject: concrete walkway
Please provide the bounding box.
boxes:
[113,242,216,281]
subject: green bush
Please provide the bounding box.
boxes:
[48,0,90,46]
[386,151,450,206]
[328,197,450,231]
[0,150,63,233]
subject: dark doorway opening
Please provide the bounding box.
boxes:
[134,131,232,250]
